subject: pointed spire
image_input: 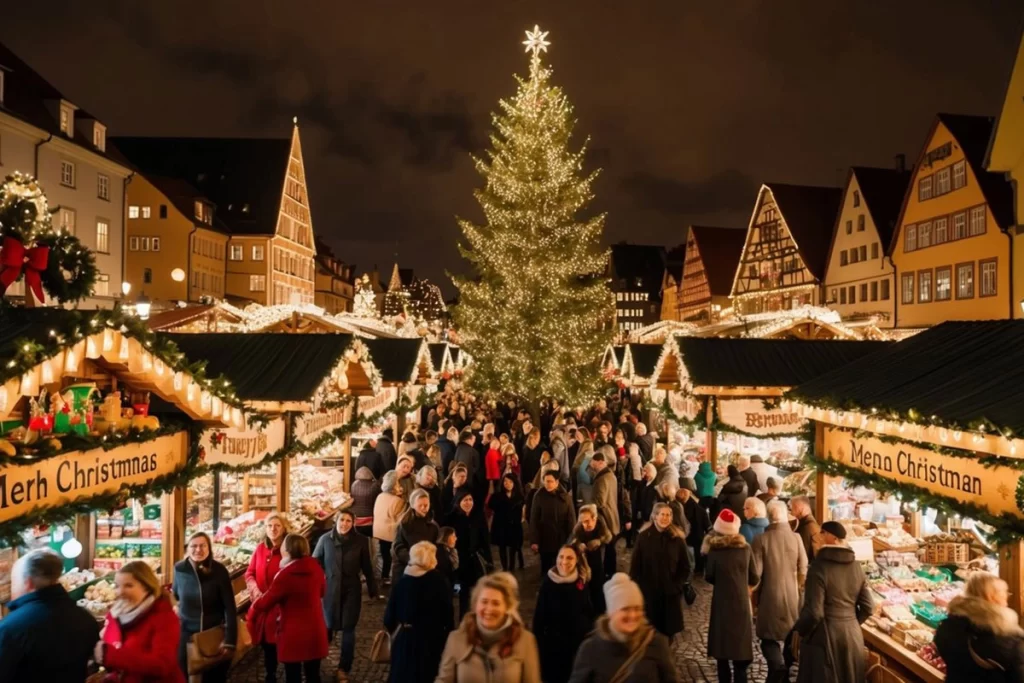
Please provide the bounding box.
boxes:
[387,263,403,293]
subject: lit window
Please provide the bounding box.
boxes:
[60,160,75,187]
[935,167,951,195]
[918,176,932,201]
[952,212,967,240]
[901,273,914,304]
[969,206,986,236]
[96,220,109,253]
[935,267,951,301]
[980,260,997,297]
[59,103,74,136]
[956,263,974,299]
[250,274,266,291]
[952,160,967,190]
[92,124,106,152]
[141,206,151,219]
[230,245,243,261]
[252,245,265,261]
[97,174,109,201]
[880,279,890,301]
[918,271,932,303]
[904,225,917,252]
[129,205,140,219]
[933,217,947,244]
[918,222,932,249]
[58,207,76,235]
[94,273,109,297]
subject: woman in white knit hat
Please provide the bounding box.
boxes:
[705,508,759,683]
[567,573,678,682]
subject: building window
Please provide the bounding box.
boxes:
[918,222,932,249]
[143,268,152,284]
[129,236,139,251]
[952,160,967,190]
[840,250,848,266]
[857,215,865,232]
[141,206,151,219]
[152,237,161,252]
[96,220,109,253]
[97,174,109,201]
[904,225,917,252]
[58,207,75,235]
[969,206,986,236]
[60,160,75,187]
[839,288,847,304]
[92,124,106,152]
[252,245,265,261]
[250,275,266,291]
[848,285,856,304]
[901,273,914,304]
[94,273,109,297]
[850,249,859,264]
[956,262,974,299]
[59,103,73,136]
[932,266,951,301]
[871,280,878,301]
[845,220,852,235]
[129,205,140,219]
[953,212,967,240]
[140,237,150,252]
[918,270,932,303]
[919,176,933,201]
[860,283,868,302]
[880,279,890,301]
[871,242,879,259]
[980,259,997,297]
[853,190,860,207]
[933,216,947,244]
[230,245,243,261]
[858,245,867,261]
[830,288,838,303]
[935,167,951,195]
[159,205,167,219]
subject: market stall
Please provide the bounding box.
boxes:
[0,308,243,619]
[787,320,1024,681]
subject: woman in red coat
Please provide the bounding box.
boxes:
[94,560,183,683]
[245,512,288,682]
[248,533,329,683]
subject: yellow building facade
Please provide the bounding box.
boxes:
[125,174,228,303]
[891,115,1015,328]
[987,29,1024,317]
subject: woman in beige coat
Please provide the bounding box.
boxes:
[435,572,541,683]
[372,471,407,585]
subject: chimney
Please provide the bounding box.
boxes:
[895,154,906,173]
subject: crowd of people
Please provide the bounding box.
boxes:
[3,383,1024,682]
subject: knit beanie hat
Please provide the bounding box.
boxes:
[603,572,644,614]
[714,508,741,536]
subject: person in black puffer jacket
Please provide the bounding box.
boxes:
[534,545,594,683]
[391,489,441,583]
[717,465,748,518]
[935,572,1024,683]
[443,491,494,617]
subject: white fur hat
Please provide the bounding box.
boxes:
[603,572,644,613]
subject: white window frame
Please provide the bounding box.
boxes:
[95,219,109,253]
[981,260,997,297]
[953,212,967,240]
[141,237,151,252]
[59,103,74,137]
[918,270,932,303]
[151,237,161,252]
[58,207,76,235]
[956,263,974,299]
[935,267,951,301]
[952,160,967,190]
[918,222,932,249]
[933,216,947,244]
[969,206,986,236]
[60,160,75,187]
[901,273,914,304]
[919,176,933,201]
[97,173,109,201]
[129,205,140,219]
[230,245,243,261]
[94,273,109,297]
[141,206,151,219]
[935,167,951,195]
[92,123,106,152]
[250,274,266,292]
[252,245,265,261]
[904,225,917,252]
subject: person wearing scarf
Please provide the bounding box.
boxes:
[533,546,594,683]
[95,560,182,683]
[629,502,690,640]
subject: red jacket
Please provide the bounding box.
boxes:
[101,595,183,683]
[245,540,283,644]
[248,556,328,663]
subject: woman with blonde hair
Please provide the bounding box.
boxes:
[95,560,181,683]
[384,541,455,682]
[415,465,442,521]
[391,488,440,582]
[436,572,541,683]
[246,511,290,682]
[373,471,407,585]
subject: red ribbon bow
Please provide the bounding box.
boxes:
[0,236,49,302]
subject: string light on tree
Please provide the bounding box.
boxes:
[452,25,615,410]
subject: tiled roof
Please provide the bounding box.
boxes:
[689,226,746,297]
[851,167,911,249]
[766,183,844,281]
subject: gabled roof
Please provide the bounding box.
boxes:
[112,136,292,235]
[146,304,244,332]
[362,338,429,385]
[0,42,130,169]
[609,244,667,296]
[663,243,687,284]
[764,183,844,281]
[938,114,1015,230]
[688,226,746,297]
[788,320,1024,435]
[625,343,663,380]
[851,167,911,249]
[676,336,888,388]
[428,343,453,373]
[143,173,231,234]
[165,333,359,401]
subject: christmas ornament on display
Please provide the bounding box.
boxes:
[451,25,614,408]
[0,172,97,304]
[353,274,379,318]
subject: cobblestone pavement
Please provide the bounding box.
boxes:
[228,540,772,682]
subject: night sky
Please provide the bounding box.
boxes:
[3,2,1022,296]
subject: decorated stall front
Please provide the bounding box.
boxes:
[787,320,1024,681]
[648,335,887,495]
[0,308,245,618]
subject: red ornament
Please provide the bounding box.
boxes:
[0,236,49,302]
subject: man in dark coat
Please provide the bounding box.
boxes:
[635,422,655,463]
[529,470,577,576]
[717,465,749,517]
[437,426,458,476]
[376,429,398,472]
[355,438,385,480]
[790,495,823,562]
[0,550,99,683]
[705,511,759,680]
[737,454,761,498]
[678,478,711,573]
[795,522,874,683]
[313,510,378,678]
[453,429,480,482]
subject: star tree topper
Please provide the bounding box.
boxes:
[523,25,551,59]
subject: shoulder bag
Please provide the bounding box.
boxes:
[370,623,406,663]
[607,627,655,683]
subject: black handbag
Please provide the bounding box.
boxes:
[683,582,697,606]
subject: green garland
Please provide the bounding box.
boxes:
[710,398,809,440]
[657,392,707,432]
[35,229,98,304]
[829,425,1024,473]
[0,420,188,466]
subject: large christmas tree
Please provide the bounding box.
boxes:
[452,26,614,408]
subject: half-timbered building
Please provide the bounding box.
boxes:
[678,225,746,323]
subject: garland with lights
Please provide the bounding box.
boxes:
[0,172,98,303]
[657,392,707,432]
[0,421,188,466]
[710,398,809,440]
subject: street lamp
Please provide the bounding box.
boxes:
[171,268,185,282]
[121,281,132,297]
[136,293,152,321]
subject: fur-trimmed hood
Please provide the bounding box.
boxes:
[708,533,748,550]
[948,596,1024,637]
[571,517,613,546]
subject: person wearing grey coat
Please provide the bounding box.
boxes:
[705,533,758,683]
[794,543,874,683]
[751,507,808,683]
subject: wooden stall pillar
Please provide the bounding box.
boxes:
[815,471,831,522]
[74,513,94,571]
[162,487,186,577]
[277,457,290,514]
[342,404,354,493]
[705,397,717,470]
[999,540,1024,617]
[395,409,407,439]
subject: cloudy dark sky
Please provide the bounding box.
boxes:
[3,2,1022,295]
